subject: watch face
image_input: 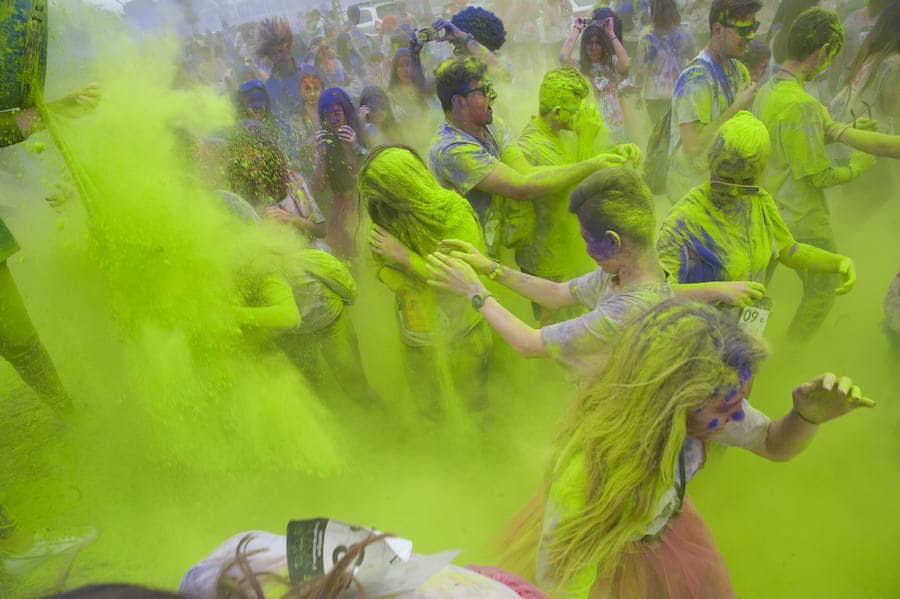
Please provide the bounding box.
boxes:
[471,294,485,309]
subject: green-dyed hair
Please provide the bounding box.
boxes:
[568,167,656,248]
[708,111,770,181]
[785,7,845,61]
[538,67,589,116]
[357,145,482,256]
[543,299,768,589]
[434,56,489,112]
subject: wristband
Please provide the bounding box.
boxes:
[792,408,818,425]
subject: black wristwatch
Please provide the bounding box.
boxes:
[471,292,494,310]
[355,145,368,157]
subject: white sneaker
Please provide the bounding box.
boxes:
[1,527,98,576]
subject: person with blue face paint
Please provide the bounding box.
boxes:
[427,166,762,380]
[236,80,300,168]
[312,88,370,258]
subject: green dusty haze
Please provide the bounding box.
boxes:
[0,2,898,598]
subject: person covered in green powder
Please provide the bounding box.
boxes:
[515,67,640,325]
[658,111,856,339]
[666,0,762,203]
[1,0,100,573]
[528,300,873,599]
[357,145,492,416]
[427,167,762,381]
[426,56,628,239]
[752,7,875,342]
[233,238,380,406]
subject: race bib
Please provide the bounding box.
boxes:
[738,305,770,336]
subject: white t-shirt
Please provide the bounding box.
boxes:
[541,268,672,378]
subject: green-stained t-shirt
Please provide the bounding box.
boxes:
[658,183,795,284]
[753,76,834,240]
[515,116,595,281]
[668,50,751,200]
[0,216,19,262]
[374,203,487,348]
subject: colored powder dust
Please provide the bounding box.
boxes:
[0,2,897,598]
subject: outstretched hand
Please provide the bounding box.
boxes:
[436,238,495,275]
[48,83,100,118]
[792,373,874,425]
[717,281,766,306]
[834,256,856,295]
[369,224,410,265]
[611,143,642,167]
[433,18,464,41]
[426,252,486,297]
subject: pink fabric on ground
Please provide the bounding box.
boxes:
[465,565,551,599]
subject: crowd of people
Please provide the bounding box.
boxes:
[1,0,898,596]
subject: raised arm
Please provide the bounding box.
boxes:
[476,152,625,201]
[748,373,873,462]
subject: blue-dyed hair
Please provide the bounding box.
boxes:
[451,7,506,52]
[236,80,270,117]
[318,87,364,137]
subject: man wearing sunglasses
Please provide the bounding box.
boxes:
[667,0,762,203]
[753,7,876,344]
[428,57,626,246]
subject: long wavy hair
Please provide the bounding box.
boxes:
[579,24,616,75]
[541,299,767,590]
[843,1,900,89]
[357,145,482,256]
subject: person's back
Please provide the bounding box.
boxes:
[754,75,833,238]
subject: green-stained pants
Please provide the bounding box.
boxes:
[279,310,381,405]
[785,236,839,343]
[0,261,71,547]
[0,261,68,410]
[404,320,492,417]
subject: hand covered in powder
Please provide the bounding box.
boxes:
[715,281,766,306]
[426,252,487,298]
[433,18,465,41]
[369,225,411,266]
[834,256,855,295]
[849,150,877,176]
[47,82,100,119]
[611,143,641,167]
[336,125,358,146]
[436,239,495,275]
[590,152,627,170]
[852,117,879,132]
[792,373,874,425]
[733,81,758,111]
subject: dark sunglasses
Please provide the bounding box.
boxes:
[719,20,760,38]
[458,82,497,102]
